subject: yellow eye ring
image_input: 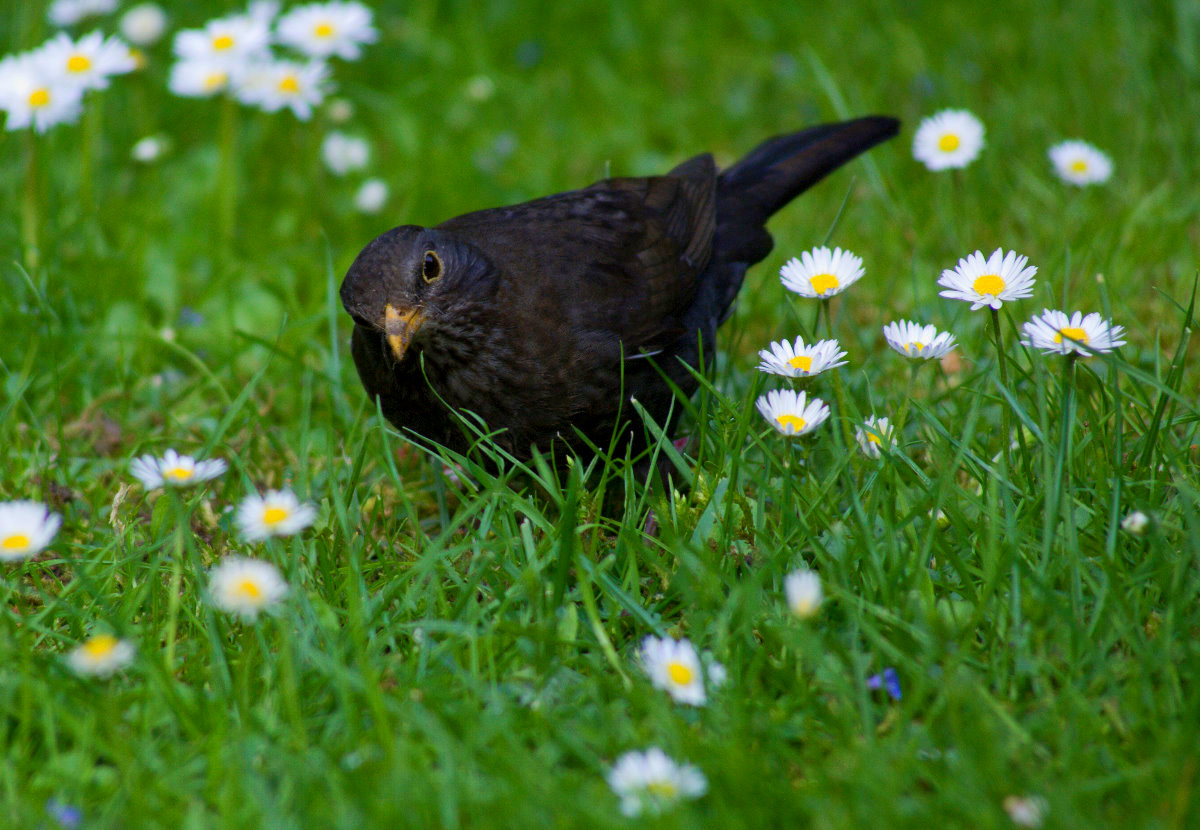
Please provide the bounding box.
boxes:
[422,250,442,283]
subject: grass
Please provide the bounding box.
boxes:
[3,0,1200,826]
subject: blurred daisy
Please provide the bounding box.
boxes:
[321,131,369,174]
[0,501,61,562]
[48,0,117,28]
[209,556,288,620]
[756,336,847,378]
[1120,510,1149,535]
[237,488,317,540]
[608,747,707,818]
[756,389,830,437]
[38,31,136,91]
[780,246,864,298]
[0,54,84,133]
[938,248,1037,311]
[131,133,169,162]
[173,13,271,68]
[883,320,957,360]
[1021,309,1126,356]
[168,59,231,97]
[235,59,329,119]
[277,2,379,61]
[130,449,227,489]
[855,416,894,458]
[325,96,354,122]
[1049,140,1112,186]
[912,109,984,171]
[249,0,281,24]
[354,178,389,214]
[1003,795,1049,828]
[640,636,705,706]
[120,4,168,46]
[66,633,135,677]
[784,568,822,618]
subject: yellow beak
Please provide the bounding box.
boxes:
[384,303,425,361]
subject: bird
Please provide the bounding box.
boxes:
[340,116,899,474]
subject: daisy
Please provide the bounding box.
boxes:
[168,60,232,97]
[755,389,830,437]
[237,488,317,540]
[37,31,136,91]
[756,336,847,378]
[234,59,329,119]
[354,178,389,214]
[276,2,379,61]
[120,4,169,47]
[66,633,135,677]
[173,13,271,69]
[321,131,369,175]
[882,320,957,360]
[1049,140,1113,186]
[1003,795,1049,828]
[780,246,864,298]
[131,134,169,162]
[1120,510,1149,535]
[0,501,62,562]
[784,568,822,618]
[938,248,1037,311]
[209,556,288,620]
[912,109,985,171]
[640,636,706,706]
[855,416,894,458]
[1021,309,1126,356]
[48,0,117,28]
[608,747,707,817]
[0,53,84,133]
[130,449,227,489]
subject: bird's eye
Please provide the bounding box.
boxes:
[421,250,442,284]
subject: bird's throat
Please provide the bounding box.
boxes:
[384,303,426,362]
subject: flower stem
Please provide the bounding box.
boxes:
[217,94,238,256]
[989,307,1015,474]
[21,131,39,271]
[894,362,921,437]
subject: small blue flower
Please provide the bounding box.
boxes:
[867,667,902,701]
[46,799,82,828]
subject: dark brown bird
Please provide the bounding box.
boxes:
[340,116,899,469]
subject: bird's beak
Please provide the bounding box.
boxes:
[384,303,425,361]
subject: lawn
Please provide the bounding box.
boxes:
[2,0,1199,827]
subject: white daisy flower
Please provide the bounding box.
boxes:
[1021,309,1126,357]
[131,134,169,162]
[276,2,379,61]
[784,568,822,618]
[607,747,707,817]
[0,501,62,562]
[640,636,706,706]
[209,556,288,620]
[912,109,985,171]
[1120,510,1149,535]
[938,248,1037,311]
[780,246,864,298]
[237,488,317,541]
[38,31,136,90]
[234,59,329,120]
[882,320,957,360]
[48,0,117,28]
[173,13,271,69]
[855,416,894,458]
[1003,795,1049,828]
[120,4,169,47]
[167,59,232,98]
[0,53,84,133]
[249,0,281,24]
[130,449,227,490]
[321,131,369,175]
[755,388,831,437]
[1049,140,1113,186]
[756,336,847,378]
[67,633,136,677]
[354,178,389,214]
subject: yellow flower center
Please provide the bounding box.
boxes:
[82,634,118,658]
[28,88,50,108]
[775,414,806,432]
[793,598,816,616]
[234,578,263,600]
[67,54,92,73]
[645,780,679,798]
[972,274,1006,296]
[938,133,960,152]
[203,72,228,90]
[212,34,235,51]
[666,661,694,686]
[866,432,882,445]
[278,75,300,93]
[314,22,335,37]
[788,355,813,372]
[1,533,31,550]
[809,273,839,296]
[904,341,924,353]
[262,506,289,526]
[1070,159,1088,172]
[1054,326,1089,344]
[163,466,194,481]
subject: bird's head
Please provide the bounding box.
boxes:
[340,225,496,363]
